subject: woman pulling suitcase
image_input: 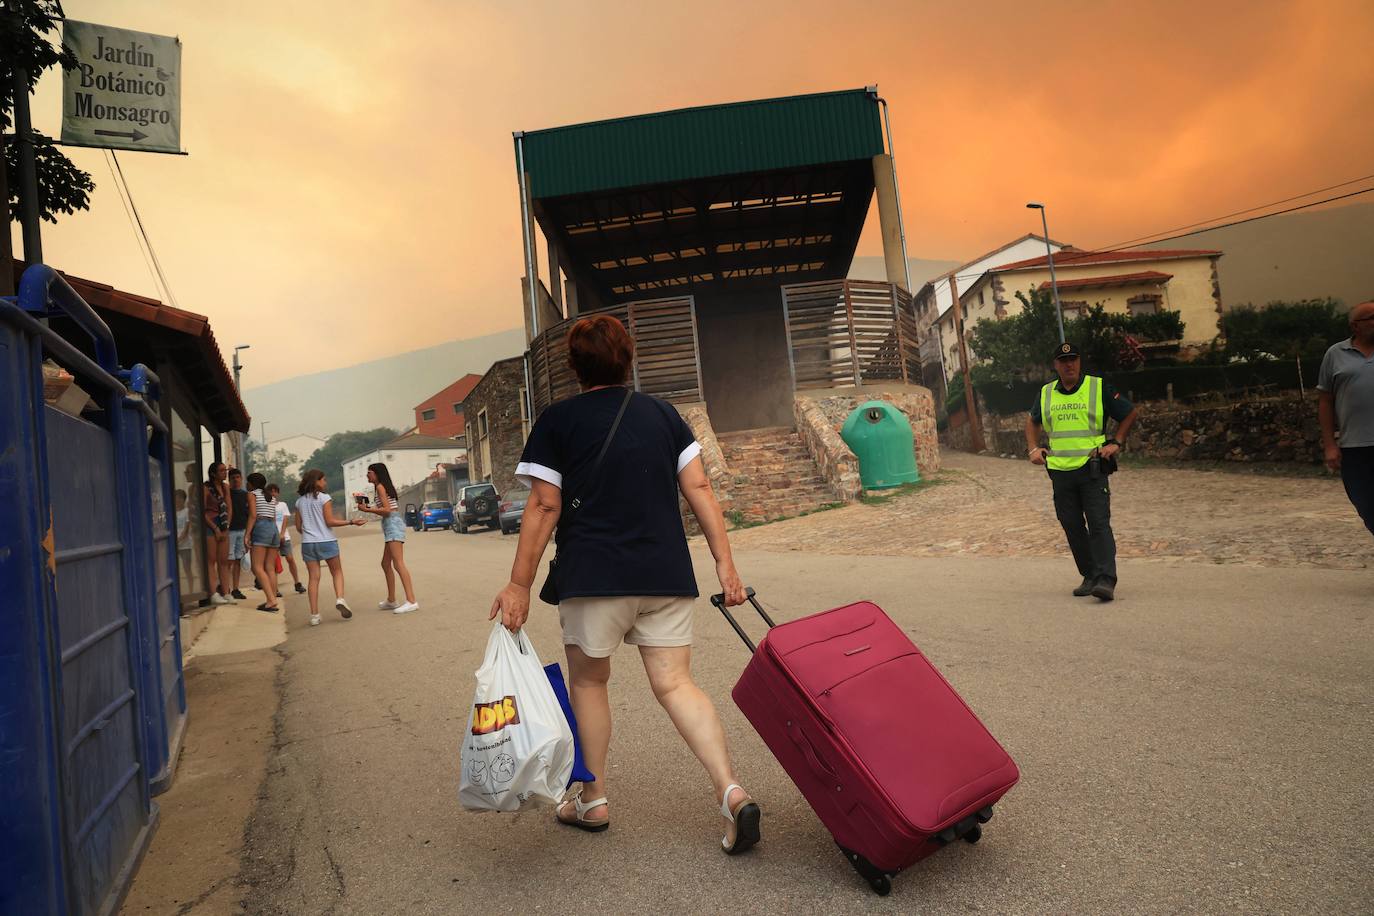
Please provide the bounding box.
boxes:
[488,314,761,853]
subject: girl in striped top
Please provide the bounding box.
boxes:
[246,472,282,613]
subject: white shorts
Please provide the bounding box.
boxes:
[558,595,694,658]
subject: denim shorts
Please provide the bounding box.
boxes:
[228,529,247,560]
[250,517,280,548]
[381,512,407,543]
[301,540,340,563]
[279,537,293,557]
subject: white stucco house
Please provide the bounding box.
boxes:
[265,432,326,483]
[341,433,467,520]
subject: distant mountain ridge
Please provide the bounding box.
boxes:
[242,327,526,441]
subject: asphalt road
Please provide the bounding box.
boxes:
[238,525,1373,914]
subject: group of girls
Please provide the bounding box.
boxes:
[201,460,419,626]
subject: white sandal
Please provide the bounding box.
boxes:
[556,788,609,833]
[720,783,761,855]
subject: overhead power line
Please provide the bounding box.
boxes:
[107,150,181,309]
[929,177,1374,294]
[1103,173,1374,250]
[103,150,165,302]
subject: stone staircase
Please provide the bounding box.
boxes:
[717,426,842,525]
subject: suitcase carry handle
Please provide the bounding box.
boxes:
[710,587,776,653]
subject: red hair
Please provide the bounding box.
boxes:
[567,314,634,387]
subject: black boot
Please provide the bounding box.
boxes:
[1072,576,1095,597]
[1091,578,1116,602]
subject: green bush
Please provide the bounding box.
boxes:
[1221,299,1348,365]
[974,359,1322,416]
[967,288,1186,386]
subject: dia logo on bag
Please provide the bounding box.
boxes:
[472,696,521,735]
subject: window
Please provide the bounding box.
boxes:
[518,387,531,442]
[421,408,436,422]
[1060,300,1088,321]
[452,401,463,414]
[1127,294,1162,317]
[477,408,491,483]
[427,453,441,466]
[465,423,476,474]
[977,290,985,306]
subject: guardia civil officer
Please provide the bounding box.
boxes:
[1024,342,1139,601]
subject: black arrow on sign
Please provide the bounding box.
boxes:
[94,128,149,142]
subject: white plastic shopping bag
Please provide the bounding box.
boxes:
[459,622,574,811]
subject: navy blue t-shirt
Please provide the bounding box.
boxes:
[516,387,702,602]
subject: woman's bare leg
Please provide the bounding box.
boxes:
[306,560,322,614]
[326,555,345,599]
[251,546,277,607]
[385,542,416,603]
[564,645,612,820]
[380,549,396,604]
[639,645,744,808]
[205,535,219,594]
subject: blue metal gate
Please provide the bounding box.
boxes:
[0,266,188,914]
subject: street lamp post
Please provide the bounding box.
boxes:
[261,421,271,463]
[231,345,250,469]
[1026,203,1065,343]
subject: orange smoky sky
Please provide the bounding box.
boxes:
[15,0,1374,387]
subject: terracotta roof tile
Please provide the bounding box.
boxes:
[994,247,1222,272]
[11,259,250,431]
[1037,270,1174,291]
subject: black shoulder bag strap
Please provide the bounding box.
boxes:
[538,387,634,605]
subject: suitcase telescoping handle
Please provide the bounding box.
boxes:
[709,587,776,653]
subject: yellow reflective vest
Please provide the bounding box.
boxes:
[1040,375,1107,471]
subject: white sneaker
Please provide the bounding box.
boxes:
[378,600,399,610]
[335,597,353,619]
[210,593,230,605]
[392,601,420,615]
[309,614,321,627]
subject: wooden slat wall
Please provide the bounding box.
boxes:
[782,280,925,390]
[782,280,857,389]
[529,298,701,415]
[628,296,702,405]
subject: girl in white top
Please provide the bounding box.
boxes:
[294,468,365,627]
[267,484,304,595]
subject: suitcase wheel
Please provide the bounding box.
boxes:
[964,825,982,844]
[838,844,893,897]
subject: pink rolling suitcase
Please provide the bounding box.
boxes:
[712,589,1019,896]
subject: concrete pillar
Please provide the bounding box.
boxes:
[872,153,907,291]
[565,281,580,318]
[547,241,564,315]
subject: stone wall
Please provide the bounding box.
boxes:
[794,384,942,498]
[678,403,732,507]
[677,403,732,535]
[465,356,528,495]
[794,397,862,503]
[943,392,1325,464]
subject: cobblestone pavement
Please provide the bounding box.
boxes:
[725,452,1373,569]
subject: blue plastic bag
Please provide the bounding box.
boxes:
[543,662,596,786]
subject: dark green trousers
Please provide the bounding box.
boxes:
[1049,463,1117,584]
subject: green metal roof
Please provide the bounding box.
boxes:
[518,89,885,199]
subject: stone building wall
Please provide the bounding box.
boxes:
[464,356,528,495]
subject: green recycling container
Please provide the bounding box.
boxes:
[841,400,920,489]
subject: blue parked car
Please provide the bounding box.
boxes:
[418,500,454,531]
